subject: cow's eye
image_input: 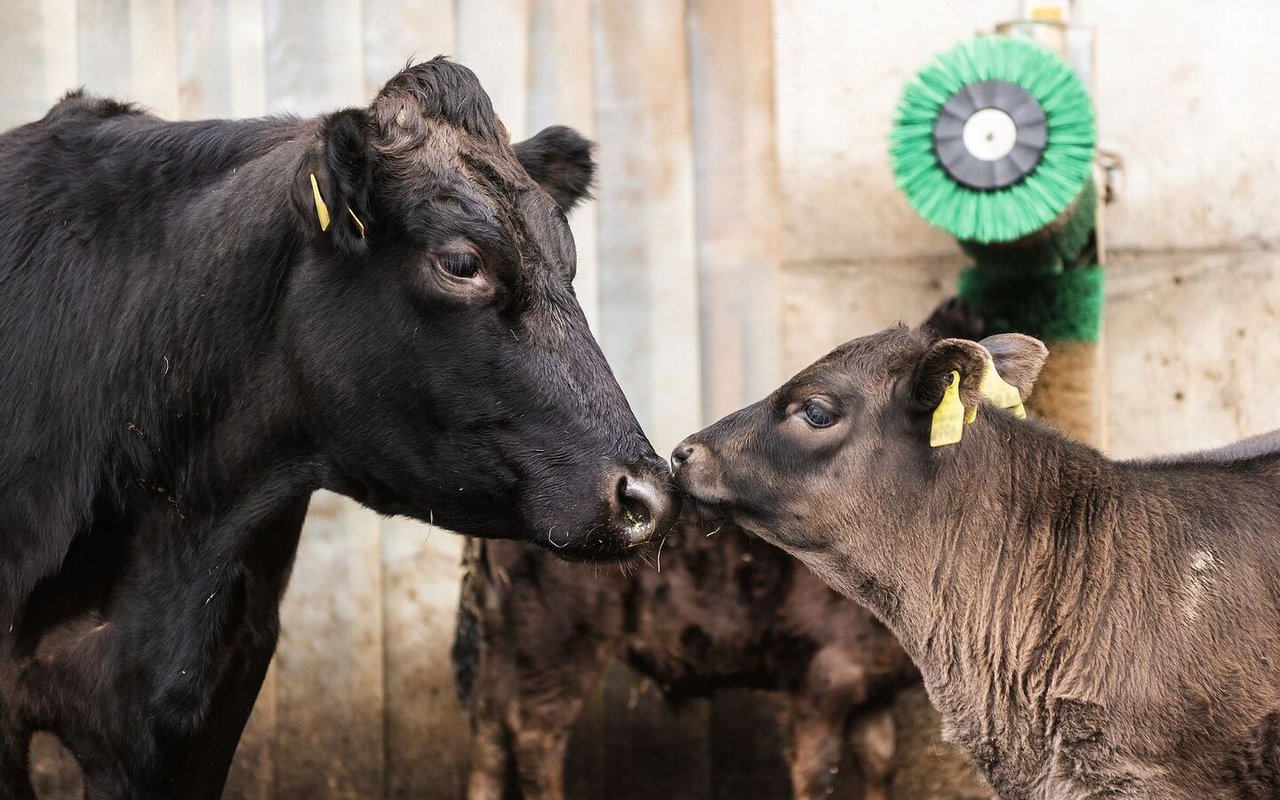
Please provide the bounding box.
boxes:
[800,401,835,429]
[437,252,481,279]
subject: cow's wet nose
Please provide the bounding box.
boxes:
[611,464,678,544]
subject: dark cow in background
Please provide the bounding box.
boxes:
[454,519,917,800]
[674,324,1280,799]
[453,302,982,800]
[0,58,677,799]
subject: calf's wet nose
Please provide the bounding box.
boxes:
[669,442,695,471]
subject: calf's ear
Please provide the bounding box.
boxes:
[513,126,595,213]
[909,338,990,414]
[293,108,374,256]
[979,334,1049,401]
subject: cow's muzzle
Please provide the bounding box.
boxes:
[606,458,680,546]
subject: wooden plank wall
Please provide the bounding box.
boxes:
[4,1,1280,799]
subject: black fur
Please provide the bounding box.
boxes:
[511,126,595,212]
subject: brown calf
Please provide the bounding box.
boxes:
[453,518,918,800]
[673,325,1280,800]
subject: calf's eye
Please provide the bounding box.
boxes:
[801,401,835,429]
[437,252,481,279]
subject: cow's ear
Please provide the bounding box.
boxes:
[908,337,989,415]
[294,108,374,256]
[513,126,595,213]
[979,334,1049,402]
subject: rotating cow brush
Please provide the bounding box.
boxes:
[891,32,1106,445]
[889,34,1095,245]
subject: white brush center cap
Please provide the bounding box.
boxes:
[962,107,1018,161]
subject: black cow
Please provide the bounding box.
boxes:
[0,58,676,799]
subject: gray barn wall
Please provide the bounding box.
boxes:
[2,0,1278,797]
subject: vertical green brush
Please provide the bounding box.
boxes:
[890,34,1095,245]
[890,34,1103,442]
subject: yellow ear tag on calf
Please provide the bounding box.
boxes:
[309,173,331,232]
[930,370,966,448]
[978,359,1027,419]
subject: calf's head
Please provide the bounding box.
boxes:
[671,326,1047,579]
[282,59,676,558]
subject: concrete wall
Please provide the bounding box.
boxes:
[774,0,1280,460]
[3,0,1279,798]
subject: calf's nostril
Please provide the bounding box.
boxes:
[670,443,695,470]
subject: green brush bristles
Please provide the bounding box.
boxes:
[959,264,1104,343]
[960,179,1097,272]
[890,35,1096,244]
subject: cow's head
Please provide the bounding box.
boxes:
[670,326,1047,580]
[285,59,676,559]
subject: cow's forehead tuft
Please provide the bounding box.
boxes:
[374,57,506,144]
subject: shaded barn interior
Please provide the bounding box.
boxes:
[2,0,1279,797]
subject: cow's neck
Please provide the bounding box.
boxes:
[101,121,321,510]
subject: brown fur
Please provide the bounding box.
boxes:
[674,325,1280,800]
[454,519,918,800]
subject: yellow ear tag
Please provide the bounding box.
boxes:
[309,173,331,232]
[347,207,366,239]
[930,370,966,448]
[978,358,1027,419]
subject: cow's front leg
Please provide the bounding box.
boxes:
[464,711,510,800]
[785,646,889,800]
[494,679,594,800]
[163,613,282,800]
[0,717,36,800]
[511,720,574,800]
[167,499,307,799]
[849,708,895,800]
[46,500,307,800]
[783,696,849,800]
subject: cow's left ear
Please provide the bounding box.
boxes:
[979,334,1049,402]
[294,108,374,256]
[513,126,595,213]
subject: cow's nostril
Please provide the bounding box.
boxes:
[612,470,678,545]
[617,475,652,528]
[670,443,695,471]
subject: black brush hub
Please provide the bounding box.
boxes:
[933,79,1047,190]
